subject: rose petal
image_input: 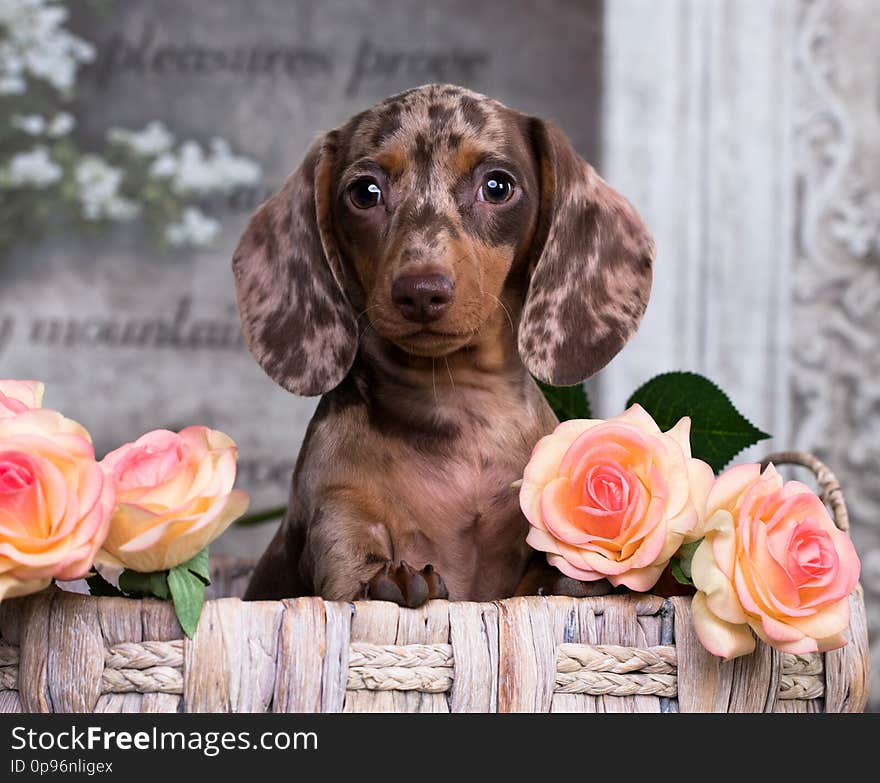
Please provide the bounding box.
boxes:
[547,552,605,582]
[691,534,749,625]
[0,380,45,411]
[683,458,715,541]
[610,562,664,591]
[691,592,756,659]
[707,463,763,516]
[520,420,598,529]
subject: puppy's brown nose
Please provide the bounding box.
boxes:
[391,274,454,323]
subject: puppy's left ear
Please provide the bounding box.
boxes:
[518,119,654,385]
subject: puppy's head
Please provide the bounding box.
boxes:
[233,84,654,395]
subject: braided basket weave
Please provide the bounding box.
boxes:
[0,453,869,713]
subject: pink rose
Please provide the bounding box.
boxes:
[521,404,714,590]
[0,380,45,418]
[691,463,861,658]
[0,408,114,600]
[98,427,249,573]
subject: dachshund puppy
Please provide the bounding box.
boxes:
[234,84,654,606]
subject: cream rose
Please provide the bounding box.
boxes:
[0,407,114,600]
[98,426,249,573]
[0,380,45,418]
[520,404,714,591]
[691,463,861,658]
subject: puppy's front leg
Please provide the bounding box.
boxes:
[306,490,448,607]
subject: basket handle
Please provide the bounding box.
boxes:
[759,451,849,532]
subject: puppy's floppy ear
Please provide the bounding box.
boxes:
[233,132,357,396]
[518,119,654,385]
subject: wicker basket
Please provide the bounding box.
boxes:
[0,453,869,713]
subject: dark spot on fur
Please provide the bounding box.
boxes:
[246,207,271,248]
[468,411,489,428]
[459,96,488,131]
[405,202,440,233]
[412,132,434,178]
[401,202,462,244]
[279,204,293,236]
[365,552,387,565]
[428,102,455,130]
[371,103,402,146]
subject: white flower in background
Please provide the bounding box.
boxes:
[0,2,261,252]
[74,155,140,221]
[164,206,221,247]
[0,0,95,94]
[149,153,177,179]
[203,138,262,191]
[11,114,46,135]
[10,112,73,137]
[47,112,74,137]
[0,146,61,187]
[108,121,175,157]
[157,138,261,195]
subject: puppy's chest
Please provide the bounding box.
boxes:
[378,416,537,539]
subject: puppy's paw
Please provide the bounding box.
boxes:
[356,560,448,607]
[542,576,614,598]
[515,558,613,598]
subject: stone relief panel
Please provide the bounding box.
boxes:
[793,0,880,709]
[602,0,878,709]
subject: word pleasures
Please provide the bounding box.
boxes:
[91,26,489,97]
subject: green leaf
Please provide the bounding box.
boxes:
[625,371,770,472]
[178,547,211,585]
[86,571,123,597]
[535,379,593,422]
[676,540,702,580]
[168,565,207,639]
[118,569,170,599]
[669,558,694,587]
[235,505,287,526]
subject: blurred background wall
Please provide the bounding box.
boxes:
[1,0,877,708]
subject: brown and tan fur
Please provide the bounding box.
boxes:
[233,84,655,605]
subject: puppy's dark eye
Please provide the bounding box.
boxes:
[349,177,383,209]
[477,171,515,204]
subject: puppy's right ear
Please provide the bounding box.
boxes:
[232,133,357,396]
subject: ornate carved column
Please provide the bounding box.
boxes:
[601,0,879,709]
[793,0,880,709]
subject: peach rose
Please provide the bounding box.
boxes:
[98,426,249,573]
[691,462,861,659]
[0,380,45,418]
[521,404,714,590]
[0,408,114,600]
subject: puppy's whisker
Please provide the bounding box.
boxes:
[431,358,437,402]
[444,356,456,391]
[355,305,382,332]
[357,319,377,349]
[484,291,515,335]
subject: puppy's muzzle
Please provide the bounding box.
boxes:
[391,273,455,324]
